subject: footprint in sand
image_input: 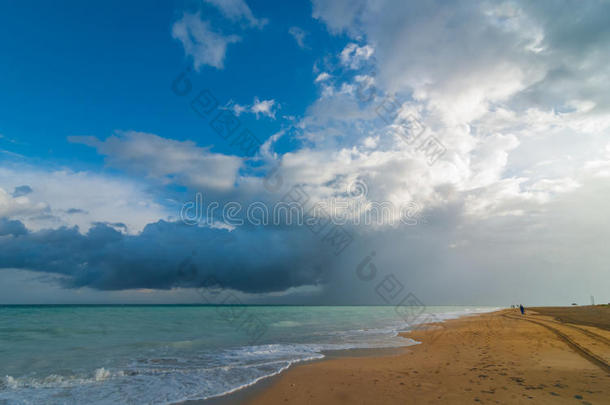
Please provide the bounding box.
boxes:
[510,377,525,385]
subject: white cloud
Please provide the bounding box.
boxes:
[69,131,242,191]
[0,187,47,219]
[227,97,279,119]
[242,0,610,229]
[299,0,610,201]
[0,167,168,233]
[251,97,278,119]
[172,12,240,70]
[311,0,364,35]
[339,43,374,69]
[288,26,308,48]
[314,72,331,83]
[6,0,610,304]
[227,101,249,116]
[204,0,267,28]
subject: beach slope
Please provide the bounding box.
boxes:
[246,306,610,404]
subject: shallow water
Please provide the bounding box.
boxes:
[0,305,497,404]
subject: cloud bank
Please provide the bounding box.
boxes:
[2,0,610,304]
[0,219,335,293]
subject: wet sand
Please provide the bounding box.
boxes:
[244,306,610,404]
[530,306,610,331]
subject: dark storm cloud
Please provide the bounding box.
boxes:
[65,208,88,215]
[0,218,28,236]
[12,185,32,197]
[0,218,336,293]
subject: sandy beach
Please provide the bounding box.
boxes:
[245,306,610,404]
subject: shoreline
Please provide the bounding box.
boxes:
[182,347,416,405]
[180,308,498,405]
[242,306,610,404]
[180,345,408,405]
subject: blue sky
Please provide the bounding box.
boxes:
[1,0,610,305]
[0,0,344,167]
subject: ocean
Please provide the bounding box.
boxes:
[0,305,497,404]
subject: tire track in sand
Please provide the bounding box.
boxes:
[502,313,610,374]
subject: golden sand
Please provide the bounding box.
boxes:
[246,306,610,404]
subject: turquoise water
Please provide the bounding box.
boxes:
[0,305,496,404]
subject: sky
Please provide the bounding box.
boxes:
[1,0,609,305]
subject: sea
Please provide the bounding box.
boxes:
[0,305,498,404]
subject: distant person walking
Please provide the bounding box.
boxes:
[519,304,525,315]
